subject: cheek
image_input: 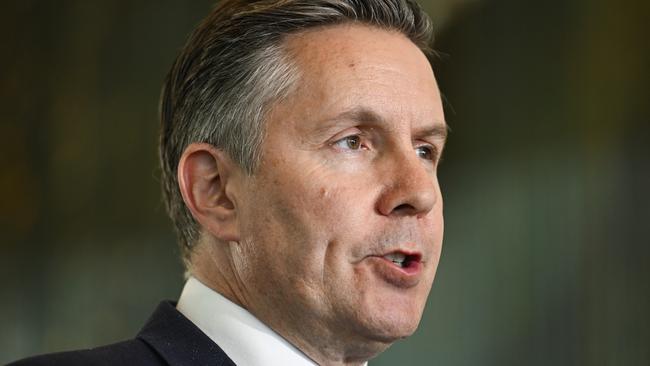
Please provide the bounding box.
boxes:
[240,171,338,260]
[430,203,444,236]
[280,164,373,230]
[242,154,380,265]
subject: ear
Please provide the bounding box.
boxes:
[177,143,242,242]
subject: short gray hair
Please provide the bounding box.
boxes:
[159,0,435,266]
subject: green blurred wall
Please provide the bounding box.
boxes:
[1,0,648,364]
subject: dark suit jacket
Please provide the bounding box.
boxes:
[8,301,236,366]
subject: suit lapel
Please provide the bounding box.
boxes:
[137,301,236,366]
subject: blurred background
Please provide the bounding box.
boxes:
[1,0,648,364]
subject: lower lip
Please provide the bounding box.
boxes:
[367,256,422,288]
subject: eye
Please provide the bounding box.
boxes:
[333,135,363,150]
[415,145,436,161]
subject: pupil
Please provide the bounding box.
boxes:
[347,136,360,149]
[417,147,431,160]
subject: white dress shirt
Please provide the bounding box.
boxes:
[176,276,319,366]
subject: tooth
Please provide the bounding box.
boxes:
[384,253,406,263]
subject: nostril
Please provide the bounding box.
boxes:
[393,203,415,214]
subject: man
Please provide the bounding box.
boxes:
[11,0,447,365]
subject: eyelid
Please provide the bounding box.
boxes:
[329,128,367,146]
[329,127,363,140]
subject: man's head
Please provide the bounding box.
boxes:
[160,0,446,363]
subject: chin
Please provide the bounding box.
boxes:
[372,316,421,342]
[355,299,425,343]
[338,317,420,364]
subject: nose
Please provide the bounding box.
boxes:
[376,150,438,218]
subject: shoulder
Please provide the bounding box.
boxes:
[8,301,236,366]
[7,338,166,366]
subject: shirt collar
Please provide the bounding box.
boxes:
[177,276,320,366]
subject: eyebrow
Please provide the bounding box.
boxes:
[322,106,449,140]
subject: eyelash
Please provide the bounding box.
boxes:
[333,135,366,151]
[332,134,438,162]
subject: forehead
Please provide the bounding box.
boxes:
[276,24,444,130]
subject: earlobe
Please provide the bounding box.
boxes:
[177,143,241,242]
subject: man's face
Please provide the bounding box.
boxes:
[232,24,446,351]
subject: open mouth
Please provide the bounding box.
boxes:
[370,250,424,287]
[382,252,421,269]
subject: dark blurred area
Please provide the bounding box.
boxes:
[1,0,648,364]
